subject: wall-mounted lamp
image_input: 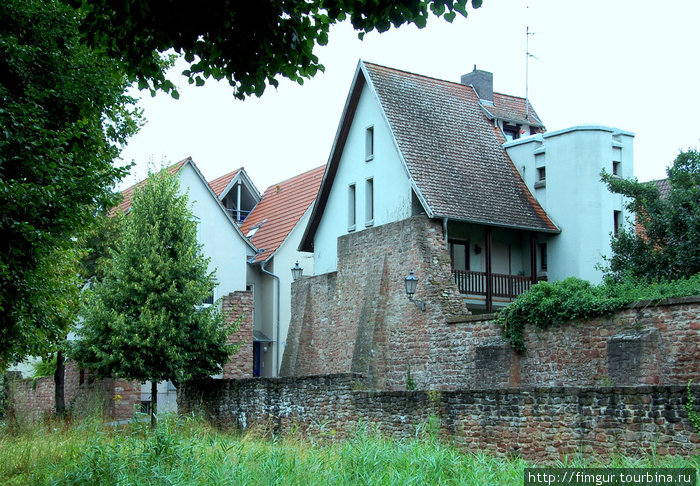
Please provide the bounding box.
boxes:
[291,261,303,281]
[263,346,269,353]
[474,244,482,254]
[404,270,426,312]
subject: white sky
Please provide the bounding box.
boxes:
[117,0,700,193]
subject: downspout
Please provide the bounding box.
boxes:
[443,218,449,250]
[260,260,280,376]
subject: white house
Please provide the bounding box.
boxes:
[298,61,634,311]
[240,165,324,376]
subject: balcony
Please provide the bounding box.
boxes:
[452,270,546,300]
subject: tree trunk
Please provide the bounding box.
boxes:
[54,350,65,418]
[150,380,157,428]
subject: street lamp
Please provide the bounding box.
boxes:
[291,261,303,281]
[404,270,426,312]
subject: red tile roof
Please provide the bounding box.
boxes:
[486,93,544,128]
[111,158,189,215]
[241,165,325,263]
[364,62,557,232]
[208,167,243,199]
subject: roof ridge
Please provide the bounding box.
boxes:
[363,61,472,91]
[261,164,325,193]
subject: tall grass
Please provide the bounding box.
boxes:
[1,415,698,485]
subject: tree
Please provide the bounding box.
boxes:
[72,171,238,426]
[70,0,483,99]
[0,0,141,366]
[602,148,700,282]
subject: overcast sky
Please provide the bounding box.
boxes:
[117,0,700,193]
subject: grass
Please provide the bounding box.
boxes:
[1,415,699,485]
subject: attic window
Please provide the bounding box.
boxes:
[365,126,374,161]
[537,167,546,181]
[503,123,520,141]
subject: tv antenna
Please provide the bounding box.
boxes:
[525,26,537,121]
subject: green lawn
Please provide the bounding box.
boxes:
[1,415,698,485]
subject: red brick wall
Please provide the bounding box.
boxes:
[283,215,700,390]
[9,361,141,421]
[222,290,254,379]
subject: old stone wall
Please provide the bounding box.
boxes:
[282,215,700,390]
[179,374,700,461]
[7,361,141,421]
[222,290,254,379]
[282,216,470,388]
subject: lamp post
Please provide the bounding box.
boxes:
[404,270,426,311]
[291,261,303,281]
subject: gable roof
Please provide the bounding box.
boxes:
[112,158,187,215]
[299,61,558,252]
[208,166,262,204]
[241,165,325,263]
[112,157,256,250]
[208,168,242,198]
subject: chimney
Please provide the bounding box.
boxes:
[460,65,493,104]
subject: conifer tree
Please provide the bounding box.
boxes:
[72,170,238,426]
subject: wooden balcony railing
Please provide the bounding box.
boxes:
[452,270,546,299]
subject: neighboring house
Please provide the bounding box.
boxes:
[240,165,325,377]
[298,61,633,311]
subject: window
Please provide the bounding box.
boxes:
[365,126,374,161]
[614,210,622,237]
[365,178,374,226]
[612,161,621,176]
[534,167,546,189]
[348,184,356,230]
[202,293,214,306]
[503,123,520,141]
[539,243,548,271]
[449,240,469,272]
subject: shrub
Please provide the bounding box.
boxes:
[498,275,700,352]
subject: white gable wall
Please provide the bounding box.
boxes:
[178,163,249,296]
[314,83,413,274]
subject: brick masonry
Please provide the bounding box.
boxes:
[178,374,700,461]
[8,361,141,421]
[282,215,700,390]
[8,291,254,421]
[222,290,254,379]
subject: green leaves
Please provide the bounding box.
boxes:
[72,171,235,384]
[0,0,140,365]
[601,148,700,282]
[70,0,481,100]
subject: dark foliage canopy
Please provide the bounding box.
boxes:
[70,0,482,99]
[0,0,140,365]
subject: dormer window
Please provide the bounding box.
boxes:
[503,122,520,141]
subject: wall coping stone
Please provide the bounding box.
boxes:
[445,294,700,325]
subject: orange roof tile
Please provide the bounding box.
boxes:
[241,165,325,263]
[208,167,243,199]
[111,158,189,216]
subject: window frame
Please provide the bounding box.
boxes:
[365,126,374,161]
[348,183,356,231]
[365,178,374,227]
